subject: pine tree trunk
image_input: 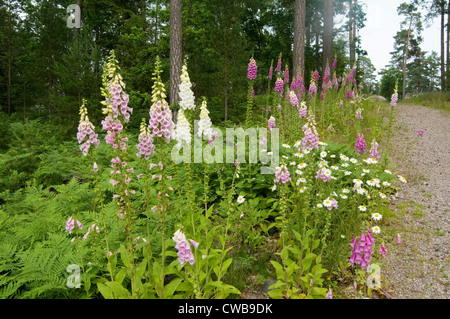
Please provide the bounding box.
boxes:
[441,1,445,90]
[224,27,228,122]
[7,1,11,116]
[293,0,306,78]
[446,0,449,90]
[349,0,355,66]
[170,0,183,107]
[323,0,334,74]
[402,18,413,100]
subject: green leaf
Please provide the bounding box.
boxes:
[163,278,183,298]
[115,267,127,285]
[120,245,131,269]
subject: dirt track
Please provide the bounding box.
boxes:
[383,104,450,299]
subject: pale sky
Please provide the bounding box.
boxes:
[358,0,442,78]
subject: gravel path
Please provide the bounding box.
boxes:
[383,104,450,299]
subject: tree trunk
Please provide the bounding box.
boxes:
[441,1,445,90]
[349,0,355,66]
[170,0,183,106]
[293,0,306,78]
[224,27,228,122]
[73,0,83,39]
[7,1,12,116]
[323,0,334,74]
[402,17,413,100]
[446,0,449,90]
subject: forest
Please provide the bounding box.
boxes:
[0,0,449,301]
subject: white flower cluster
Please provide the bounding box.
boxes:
[197,100,213,140]
[178,64,196,110]
[174,109,191,148]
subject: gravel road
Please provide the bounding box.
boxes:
[383,104,450,299]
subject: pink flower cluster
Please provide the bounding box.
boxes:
[349,228,375,270]
[301,117,320,151]
[390,92,398,107]
[355,133,367,155]
[247,58,258,80]
[274,165,291,184]
[355,108,363,120]
[65,217,83,234]
[268,116,276,131]
[136,131,155,160]
[289,91,299,107]
[275,56,282,73]
[274,78,284,96]
[107,81,133,122]
[284,65,289,84]
[77,121,100,156]
[309,81,317,97]
[315,167,332,182]
[149,100,174,143]
[173,229,198,266]
[102,116,124,146]
[369,139,380,159]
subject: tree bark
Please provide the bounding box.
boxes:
[349,0,355,66]
[446,0,449,90]
[293,0,306,78]
[402,17,413,100]
[323,0,334,74]
[7,0,12,116]
[170,0,183,106]
[73,0,83,39]
[441,1,445,90]
[224,27,228,122]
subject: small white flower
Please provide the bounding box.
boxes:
[363,169,370,173]
[237,196,245,204]
[398,175,407,183]
[294,152,304,158]
[371,213,383,221]
[342,189,350,194]
[379,192,387,199]
[295,169,303,175]
[323,198,333,207]
[382,181,391,186]
[341,163,349,168]
[340,154,349,161]
[298,163,307,169]
[330,155,336,158]
[298,177,306,183]
[240,212,244,218]
[271,185,277,192]
[282,155,289,160]
[340,194,348,199]
[303,149,311,155]
[299,187,307,193]
[317,204,323,208]
[294,141,301,148]
[371,226,381,234]
[289,161,296,166]
[350,158,358,164]
[367,180,375,187]
[282,144,291,148]
[267,152,273,156]
[344,171,352,176]
[384,169,392,174]
[320,151,327,158]
[358,205,367,212]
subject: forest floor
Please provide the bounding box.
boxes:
[381,103,450,299]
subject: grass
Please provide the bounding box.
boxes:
[400,92,450,112]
